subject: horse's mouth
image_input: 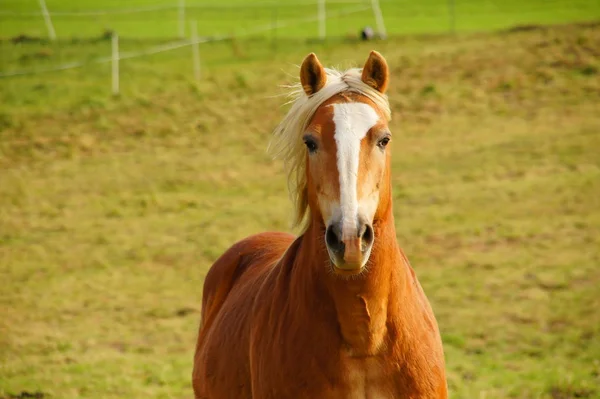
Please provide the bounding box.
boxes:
[327,254,369,277]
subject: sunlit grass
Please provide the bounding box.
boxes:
[1,21,600,399]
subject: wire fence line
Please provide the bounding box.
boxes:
[0,5,371,79]
[2,0,385,50]
[0,0,369,16]
[0,5,176,17]
[1,0,580,17]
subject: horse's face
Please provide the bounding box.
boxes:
[301,52,391,274]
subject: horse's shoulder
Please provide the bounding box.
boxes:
[224,232,296,271]
[201,232,294,314]
[207,231,293,275]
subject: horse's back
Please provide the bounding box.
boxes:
[193,231,295,399]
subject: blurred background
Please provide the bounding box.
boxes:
[1,1,599,398]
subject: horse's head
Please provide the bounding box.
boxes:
[298,51,392,275]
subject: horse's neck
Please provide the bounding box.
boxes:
[293,213,410,356]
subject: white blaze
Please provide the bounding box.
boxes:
[331,102,379,238]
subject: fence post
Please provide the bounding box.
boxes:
[318,0,326,40]
[191,21,201,82]
[112,33,120,95]
[370,0,387,39]
[38,0,56,41]
[178,0,186,38]
[447,0,456,34]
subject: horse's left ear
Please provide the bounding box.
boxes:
[361,51,389,93]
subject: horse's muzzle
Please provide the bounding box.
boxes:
[325,217,374,272]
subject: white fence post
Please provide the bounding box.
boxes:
[112,33,120,95]
[318,0,326,40]
[38,0,56,41]
[178,0,186,38]
[370,0,387,39]
[191,21,201,81]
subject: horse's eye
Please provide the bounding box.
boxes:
[377,136,391,149]
[304,138,318,154]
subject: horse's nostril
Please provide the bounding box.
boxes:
[357,223,366,239]
[361,224,374,245]
[326,225,344,254]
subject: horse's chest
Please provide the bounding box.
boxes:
[338,355,393,399]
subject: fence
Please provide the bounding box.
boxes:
[1,0,388,40]
[1,0,597,93]
[0,0,388,92]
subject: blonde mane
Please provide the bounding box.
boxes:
[269,67,392,232]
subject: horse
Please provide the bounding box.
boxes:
[192,51,448,398]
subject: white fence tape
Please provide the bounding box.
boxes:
[0,5,370,78]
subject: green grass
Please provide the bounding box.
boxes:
[1,0,599,39]
[1,10,600,399]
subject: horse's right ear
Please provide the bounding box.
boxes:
[300,53,326,96]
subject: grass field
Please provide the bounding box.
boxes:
[1,1,600,398]
[1,0,600,39]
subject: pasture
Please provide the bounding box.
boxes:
[1,0,599,39]
[1,0,600,398]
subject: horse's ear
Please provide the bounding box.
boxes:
[361,50,389,93]
[300,53,326,96]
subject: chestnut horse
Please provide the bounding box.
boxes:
[193,51,447,398]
